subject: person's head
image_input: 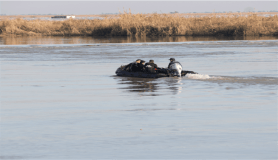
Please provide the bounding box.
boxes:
[149,60,154,63]
[136,59,141,63]
[141,60,145,65]
[169,58,175,62]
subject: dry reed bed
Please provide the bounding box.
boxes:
[0,13,278,37]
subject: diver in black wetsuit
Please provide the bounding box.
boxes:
[123,63,133,71]
[145,60,158,73]
[123,59,139,72]
[139,60,146,72]
[132,59,142,72]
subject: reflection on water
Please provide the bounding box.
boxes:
[115,76,183,96]
[1,35,278,45]
[116,77,159,96]
[0,36,90,45]
[115,75,278,96]
[164,77,183,95]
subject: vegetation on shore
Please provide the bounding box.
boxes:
[0,12,278,37]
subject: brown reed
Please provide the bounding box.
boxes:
[0,12,277,37]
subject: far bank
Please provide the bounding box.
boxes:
[0,12,277,37]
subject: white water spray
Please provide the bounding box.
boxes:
[186,73,211,79]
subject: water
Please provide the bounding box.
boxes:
[0,36,277,159]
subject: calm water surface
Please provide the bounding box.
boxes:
[0,36,277,159]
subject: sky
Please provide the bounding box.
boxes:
[0,1,278,15]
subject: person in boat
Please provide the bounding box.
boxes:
[123,59,139,72]
[168,58,182,68]
[138,60,146,72]
[145,59,158,73]
[168,58,183,77]
[132,59,143,72]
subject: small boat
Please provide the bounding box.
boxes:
[115,63,197,78]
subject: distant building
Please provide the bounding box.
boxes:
[170,11,179,14]
[51,15,75,19]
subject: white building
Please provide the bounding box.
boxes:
[51,16,75,19]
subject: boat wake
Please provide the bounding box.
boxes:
[186,73,211,79]
[185,74,278,86]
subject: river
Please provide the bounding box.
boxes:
[0,36,277,159]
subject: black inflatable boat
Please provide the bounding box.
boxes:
[115,65,197,78]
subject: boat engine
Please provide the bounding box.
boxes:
[169,62,183,77]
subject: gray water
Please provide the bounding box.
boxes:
[0,37,277,159]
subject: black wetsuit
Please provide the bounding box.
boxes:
[145,62,158,73]
[138,63,145,72]
[132,63,144,72]
[124,63,133,71]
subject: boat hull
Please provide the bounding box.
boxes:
[115,67,197,78]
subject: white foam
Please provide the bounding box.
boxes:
[186,73,211,79]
